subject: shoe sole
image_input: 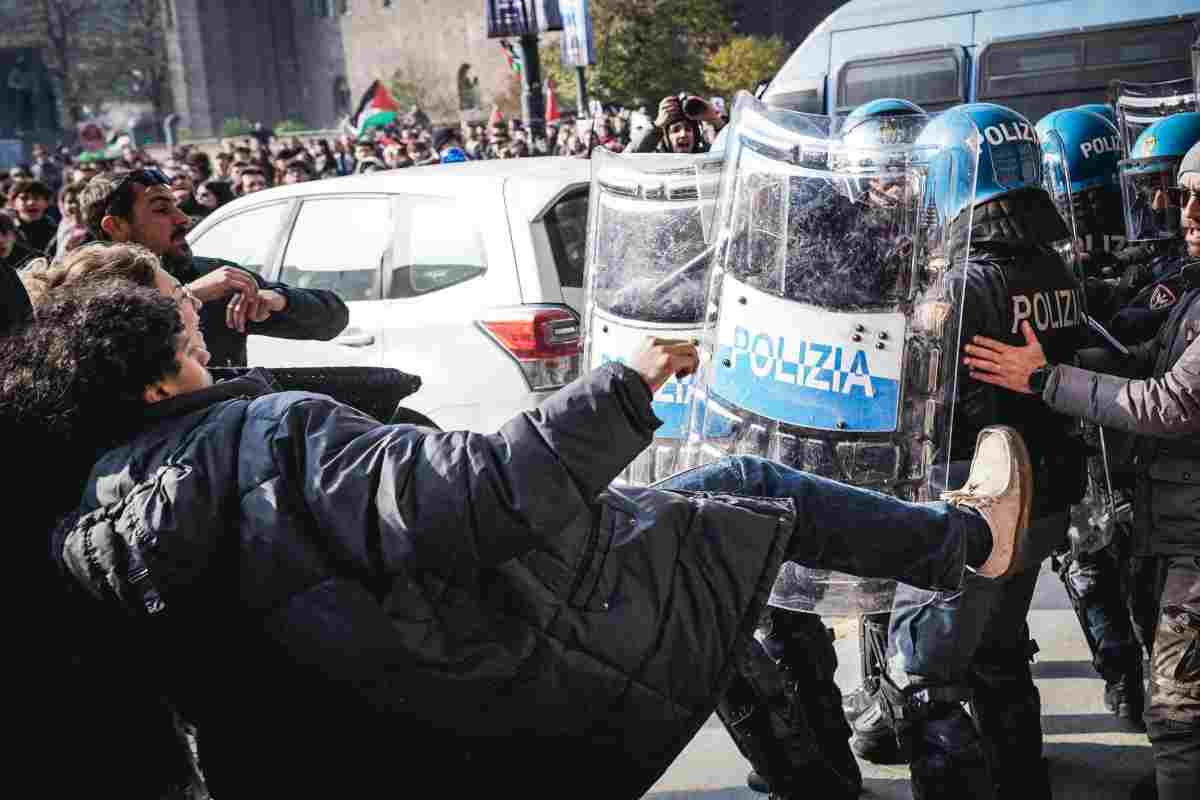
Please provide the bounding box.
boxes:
[978,425,1034,579]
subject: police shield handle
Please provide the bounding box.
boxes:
[632,337,700,393]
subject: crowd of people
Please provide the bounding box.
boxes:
[0,95,728,275]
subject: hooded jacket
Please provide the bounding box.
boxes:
[55,364,792,797]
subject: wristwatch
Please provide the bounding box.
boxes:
[1027,363,1055,395]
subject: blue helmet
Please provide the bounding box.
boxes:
[1118,111,1200,241]
[914,102,1042,226]
[1073,103,1118,129]
[835,98,929,204]
[1035,108,1123,237]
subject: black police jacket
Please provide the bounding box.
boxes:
[950,188,1089,514]
[169,255,350,367]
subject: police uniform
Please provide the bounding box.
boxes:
[878,106,1088,800]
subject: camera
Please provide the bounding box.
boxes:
[677,93,710,120]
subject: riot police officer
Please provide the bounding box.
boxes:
[1035,106,1146,723]
[1107,113,1200,345]
[963,137,1200,800]
[858,103,1089,800]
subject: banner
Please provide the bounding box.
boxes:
[486,1,562,38]
[560,0,595,66]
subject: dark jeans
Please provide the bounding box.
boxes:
[888,514,1065,685]
[656,456,987,594]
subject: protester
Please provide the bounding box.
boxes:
[238,165,268,195]
[627,94,726,154]
[7,178,57,253]
[0,211,39,271]
[78,168,348,366]
[47,181,89,260]
[193,178,235,217]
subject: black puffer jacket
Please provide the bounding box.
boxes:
[56,365,792,797]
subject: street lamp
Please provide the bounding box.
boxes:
[485,1,562,139]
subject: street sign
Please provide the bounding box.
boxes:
[560,0,595,66]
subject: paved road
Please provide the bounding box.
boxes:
[645,563,1152,799]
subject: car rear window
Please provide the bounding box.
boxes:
[544,190,588,289]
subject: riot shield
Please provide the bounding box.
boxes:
[682,94,979,615]
[1119,152,1188,243]
[1040,131,1132,556]
[581,148,715,485]
[1113,77,1197,157]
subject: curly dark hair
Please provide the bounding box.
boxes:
[0,280,183,442]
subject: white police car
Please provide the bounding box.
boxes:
[186,157,589,432]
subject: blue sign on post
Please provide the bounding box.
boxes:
[559,0,595,66]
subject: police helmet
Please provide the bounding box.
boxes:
[1117,111,1200,241]
[1073,103,1118,130]
[834,98,929,204]
[915,102,1042,226]
[1035,108,1123,237]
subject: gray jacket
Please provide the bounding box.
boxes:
[1044,288,1200,554]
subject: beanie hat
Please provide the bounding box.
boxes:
[1179,140,1200,182]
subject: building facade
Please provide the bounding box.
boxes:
[164,0,848,139]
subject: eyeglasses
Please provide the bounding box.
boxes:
[1162,186,1200,207]
[104,168,170,219]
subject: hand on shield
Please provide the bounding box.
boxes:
[632,337,699,393]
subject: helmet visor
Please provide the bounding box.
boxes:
[1119,155,1184,241]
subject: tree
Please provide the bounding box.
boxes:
[588,0,733,109]
[27,0,110,127]
[704,35,788,98]
[112,0,173,120]
[539,36,580,113]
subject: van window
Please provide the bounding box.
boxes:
[837,48,964,112]
[544,189,588,289]
[978,19,1195,120]
[280,196,389,303]
[190,201,289,271]
[763,77,825,115]
[387,195,487,298]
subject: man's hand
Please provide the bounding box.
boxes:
[188,266,259,303]
[228,289,286,333]
[655,95,682,129]
[962,321,1047,394]
[632,337,699,393]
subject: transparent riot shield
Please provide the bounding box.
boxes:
[1041,131,1132,557]
[581,148,715,485]
[682,94,980,615]
[1119,153,1187,242]
[1113,77,1198,157]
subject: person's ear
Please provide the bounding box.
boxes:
[100,214,130,241]
[143,375,179,404]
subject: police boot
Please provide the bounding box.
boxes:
[844,613,890,723]
[1104,657,1145,727]
[885,682,993,800]
[970,648,1049,800]
[718,625,860,800]
[848,614,907,764]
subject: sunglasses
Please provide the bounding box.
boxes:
[1162,186,1200,207]
[104,168,170,218]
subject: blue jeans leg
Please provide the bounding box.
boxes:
[657,455,985,593]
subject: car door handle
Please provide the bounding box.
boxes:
[334,333,376,347]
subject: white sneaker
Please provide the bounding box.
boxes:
[940,426,1033,579]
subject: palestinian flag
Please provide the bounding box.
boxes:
[500,39,523,74]
[351,80,401,136]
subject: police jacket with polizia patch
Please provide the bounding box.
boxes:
[950,187,1089,514]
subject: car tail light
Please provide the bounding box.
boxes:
[478,305,582,391]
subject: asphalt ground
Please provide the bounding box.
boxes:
[644,562,1152,799]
